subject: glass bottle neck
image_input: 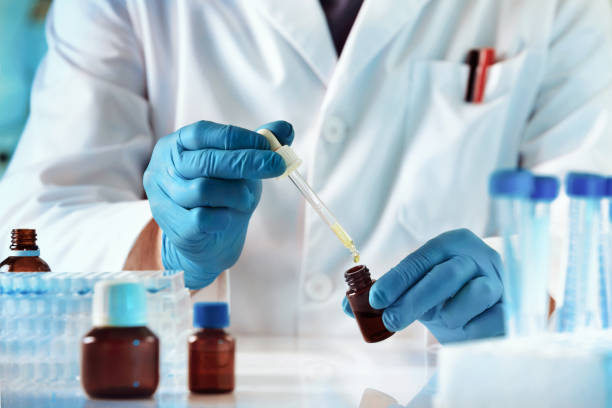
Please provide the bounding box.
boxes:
[345,265,373,292]
[196,327,227,334]
[10,229,39,251]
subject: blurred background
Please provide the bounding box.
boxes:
[0,0,50,177]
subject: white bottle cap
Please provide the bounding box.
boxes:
[257,129,302,177]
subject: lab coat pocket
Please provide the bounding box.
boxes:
[409,50,529,127]
[396,51,530,242]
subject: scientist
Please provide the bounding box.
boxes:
[1,0,612,344]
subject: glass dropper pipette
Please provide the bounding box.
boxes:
[288,170,360,263]
[257,129,360,263]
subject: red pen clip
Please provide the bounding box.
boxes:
[465,48,495,103]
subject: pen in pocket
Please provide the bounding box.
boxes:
[465,48,495,103]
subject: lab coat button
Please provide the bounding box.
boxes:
[323,116,347,143]
[305,274,333,302]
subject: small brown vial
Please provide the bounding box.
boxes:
[82,327,160,399]
[345,265,395,343]
[189,302,235,393]
[0,229,51,272]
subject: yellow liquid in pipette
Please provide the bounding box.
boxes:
[331,222,360,263]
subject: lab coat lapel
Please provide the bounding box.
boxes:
[331,0,433,83]
[255,0,337,86]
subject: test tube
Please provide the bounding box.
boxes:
[557,173,607,332]
[602,177,612,328]
[605,178,612,226]
[489,169,534,337]
[523,176,559,334]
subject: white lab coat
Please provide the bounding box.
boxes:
[1,0,612,338]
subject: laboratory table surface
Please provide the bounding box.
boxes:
[0,336,437,408]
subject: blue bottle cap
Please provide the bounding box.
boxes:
[530,176,560,202]
[565,172,607,198]
[92,280,148,327]
[605,177,612,197]
[193,302,230,329]
[489,169,534,198]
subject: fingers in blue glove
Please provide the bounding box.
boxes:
[380,255,479,332]
[255,121,295,146]
[439,275,503,329]
[342,296,354,318]
[369,229,502,310]
[463,301,505,340]
[178,120,270,151]
[148,184,234,241]
[176,149,286,179]
[161,237,220,290]
[159,176,258,212]
[174,120,294,179]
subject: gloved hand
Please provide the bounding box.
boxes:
[343,229,505,343]
[144,120,294,289]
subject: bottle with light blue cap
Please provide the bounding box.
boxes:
[489,169,534,337]
[558,173,607,332]
[81,280,160,398]
[523,176,560,334]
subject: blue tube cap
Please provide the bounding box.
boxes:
[489,169,534,198]
[92,280,148,327]
[530,176,560,202]
[565,172,607,198]
[605,177,612,197]
[194,302,230,329]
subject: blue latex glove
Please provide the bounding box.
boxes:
[343,229,505,343]
[144,120,293,289]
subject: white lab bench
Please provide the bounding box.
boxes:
[0,336,435,408]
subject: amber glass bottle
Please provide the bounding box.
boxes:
[189,302,235,393]
[345,265,395,343]
[0,229,51,272]
[81,280,159,399]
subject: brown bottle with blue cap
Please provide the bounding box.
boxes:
[0,229,50,272]
[189,302,235,393]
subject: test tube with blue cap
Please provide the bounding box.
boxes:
[605,178,612,227]
[523,175,559,334]
[489,169,534,337]
[558,172,607,332]
[606,178,612,222]
[602,177,612,327]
